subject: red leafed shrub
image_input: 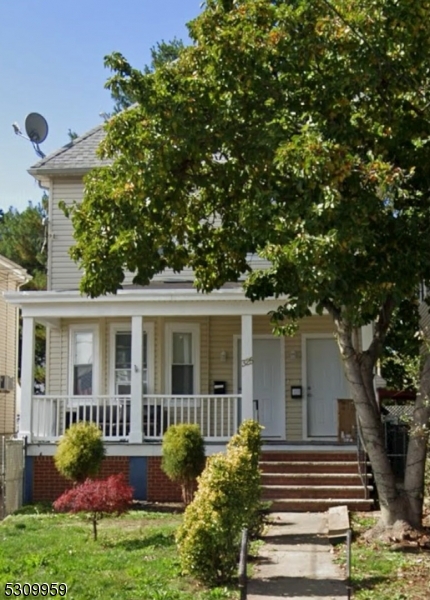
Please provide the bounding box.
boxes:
[53,473,133,540]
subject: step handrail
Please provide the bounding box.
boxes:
[355,413,369,500]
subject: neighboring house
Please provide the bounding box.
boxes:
[0,256,29,436]
[5,125,374,509]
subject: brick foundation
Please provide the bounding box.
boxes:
[33,456,130,502]
[147,456,182,502]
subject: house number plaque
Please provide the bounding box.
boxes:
[241,357,254,367]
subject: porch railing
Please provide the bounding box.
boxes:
[32,396,131,442]
[142,395,240,441]
[31,394,240,442]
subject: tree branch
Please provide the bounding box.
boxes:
[367,295,397,363]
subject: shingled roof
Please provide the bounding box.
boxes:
[28,123,110,176]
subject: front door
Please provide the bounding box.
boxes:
[253,339,284,438]
[306,338,350,437]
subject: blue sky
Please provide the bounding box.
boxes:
[0,0,202,212]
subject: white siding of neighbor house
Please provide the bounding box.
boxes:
[0,272,21,435]
[46,313,337,441]
[49,176,271,291]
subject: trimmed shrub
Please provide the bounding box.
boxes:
[176,419,262,585]
[228,418,263,469]
[54,422,105,483]
[53,473,133,540]
[161,424,205,505]
[228,419,264,536]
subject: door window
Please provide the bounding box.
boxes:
[114,331,148,394]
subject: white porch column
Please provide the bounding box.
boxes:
[129,316,143,443]
[20,316,35,442]
[241,315,254,422]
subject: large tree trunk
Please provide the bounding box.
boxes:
[335,318,411,527]
[403,353,430,527]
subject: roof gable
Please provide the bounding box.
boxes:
[0,254,29,282]
[28,124,109,175]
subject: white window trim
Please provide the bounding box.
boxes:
[69,324,100,396]
[109,322,155,396]
[165,322,200,395]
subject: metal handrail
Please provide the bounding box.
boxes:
[355,413,369,500]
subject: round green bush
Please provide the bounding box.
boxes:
[161,424,205,504]
[54,422,105,483]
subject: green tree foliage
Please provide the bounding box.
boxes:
[0,196,47,291]
[161,424,205,505]
[176,420,262,585]
[54,422,105,483]
[110,38,185,113]
[0,196,48,384]
[381,298,422,391]
[68,1,430,528]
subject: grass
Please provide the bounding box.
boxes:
[335,513,430,600]
[0,508,238,600]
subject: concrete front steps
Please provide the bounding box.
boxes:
[260,450,375,512]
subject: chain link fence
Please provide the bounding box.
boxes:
[381,403,412,481]
[0,436,25,519]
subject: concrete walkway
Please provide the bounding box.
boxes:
[247,512,348,600]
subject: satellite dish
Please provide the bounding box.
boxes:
[25,113,49,144]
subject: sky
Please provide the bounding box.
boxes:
[0,0,202,212]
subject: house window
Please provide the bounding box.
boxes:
[172,332,193,394]
[71,330,95,395]
[110,323,154,395]
[166,324,200,395]
[114,331,148,395]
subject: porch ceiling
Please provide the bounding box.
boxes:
[5,286,291,319]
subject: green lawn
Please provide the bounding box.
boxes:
[337,514,430,600]
[0,509,238,600]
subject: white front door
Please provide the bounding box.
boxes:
[306,338,350,437]
[253,339,284,438]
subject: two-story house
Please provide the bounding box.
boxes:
[5,124,374,510]
[0,255,28,436]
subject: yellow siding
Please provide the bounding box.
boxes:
[46,323,68,395]
[208,314,337,440]
[45,313,338,440]
[0,271,22,434]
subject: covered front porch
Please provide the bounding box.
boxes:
[10,285,291,445]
